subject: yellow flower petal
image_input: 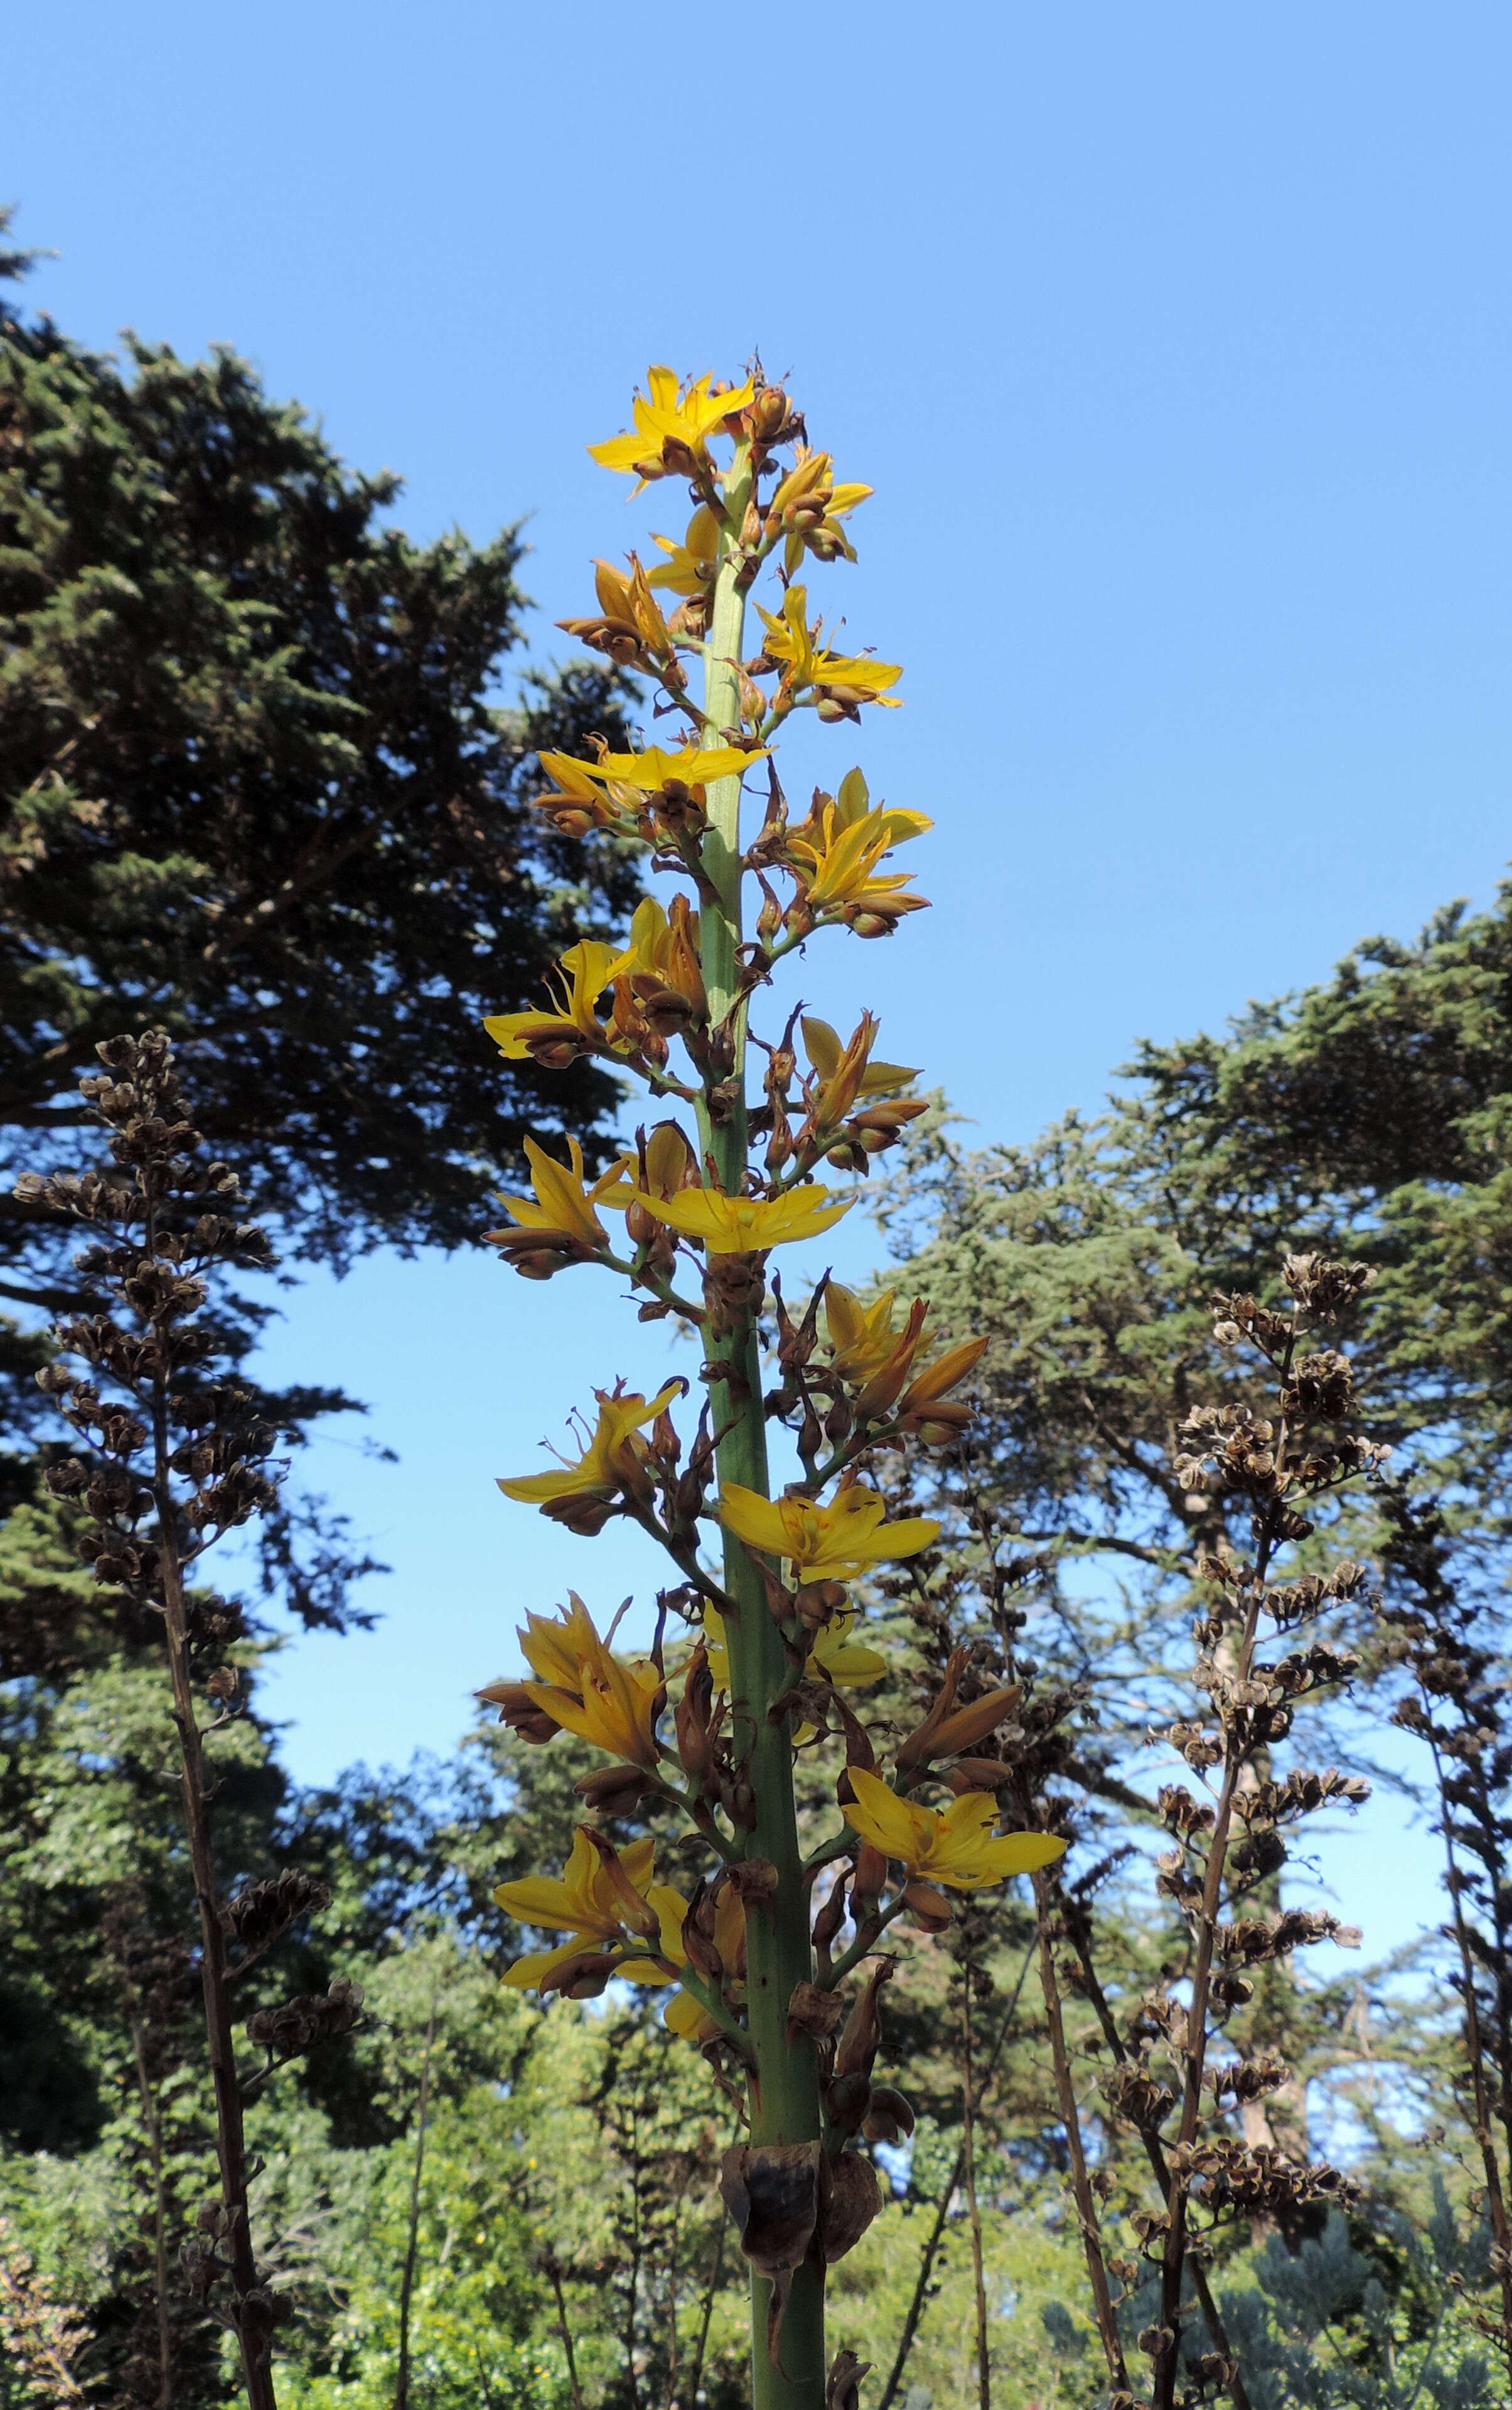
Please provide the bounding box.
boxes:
[718,1482,939,1579]
[633,1185,851,1254]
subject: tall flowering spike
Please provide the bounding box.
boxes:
[475,369,998,2410]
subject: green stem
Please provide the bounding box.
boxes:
[697,442,827,2410]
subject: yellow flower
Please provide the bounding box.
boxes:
[557,555,676,665]
[615,893,708,1025]
[806,764,931,853]
[786,809,925,929]
[754,586,902,709]
[532,743,763,844]
[823,1284,989,1424]
[845,1770,1066,1892]
[802,1017,918,1109]
[647,502,721,594]
[508,1595,663,1768]
[532,751,623,834]
[781,770,932,933]
[630,1183,851,1255]
[496,1829,687,1990]
[719,1479,940,1579]
[702,1605,886,1692]
[593,741,764,793]
[767,448,873,576]
[896,1336,991,1434]
[588,367,756,487]
[498,1378,684,1512]
[825,1283,921,1386]
[484,939,635,1065]
[492,1136,631,1252]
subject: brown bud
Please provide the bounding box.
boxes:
[901,1878,953,1934]
[823,2068,872,2139]
[850,1843,887,1908]
[476,1679,562,1746]
[681,1880,726,1982]
[786,1981,847,2045]
[835,1957,894,2080]
[574,1763,660,1810]
[578,1827,661,1939]
[827,2348,873,2410]
[793,1576,847,1632]
[744,387,791,444]
[926,1683,1023,1763]
[538,1950,616,1999]
[812,1876,849,1957]
[862,2085,916,2144]
[943,1755,1011,1792]
[675,1639,717,1784]
[483,1226,591,1280]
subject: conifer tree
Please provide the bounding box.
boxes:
[0,218,640,1456]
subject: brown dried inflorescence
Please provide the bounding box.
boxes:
[21,1032,363,2410]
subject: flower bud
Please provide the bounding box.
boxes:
[835,1957,893,2080]
[943,1756,1012,1792]
[744,386,791,444]
[901,1878,952,1933]
[645,1121,695,1198]
[579,1827,662,1939]
[539,1950,616,1999]
[476,1679,562,1746]
[812,1875,849,1957]
[574,1763,660,1810]
[850,1843,887,1910]
[824,2069,872,2138]
[862,2085,916,2144]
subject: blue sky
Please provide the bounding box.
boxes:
[11,2,1510,1952]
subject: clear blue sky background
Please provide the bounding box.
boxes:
[10,3,1509,1955]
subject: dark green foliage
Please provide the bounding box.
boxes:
[0,225,642,1455]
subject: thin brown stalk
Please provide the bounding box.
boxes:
[960,1969,991,2410]
[1152,1325,1297,2410]
[877,1939,1037,2410]
[126,2001,174,2410]
[684,2205,727,2410]
[1430,1736,1512,2376]
[664,2178,682,2410]
[394,2000,436,2410]
[1066,1900,1252,2410]
[151,1378,277,2410]
[1032,1870,1130,2395]
[546,2258,586,2410]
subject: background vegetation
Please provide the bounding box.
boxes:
[4,239,1512,2410]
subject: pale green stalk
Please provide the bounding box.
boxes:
[695,442,827,2410]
